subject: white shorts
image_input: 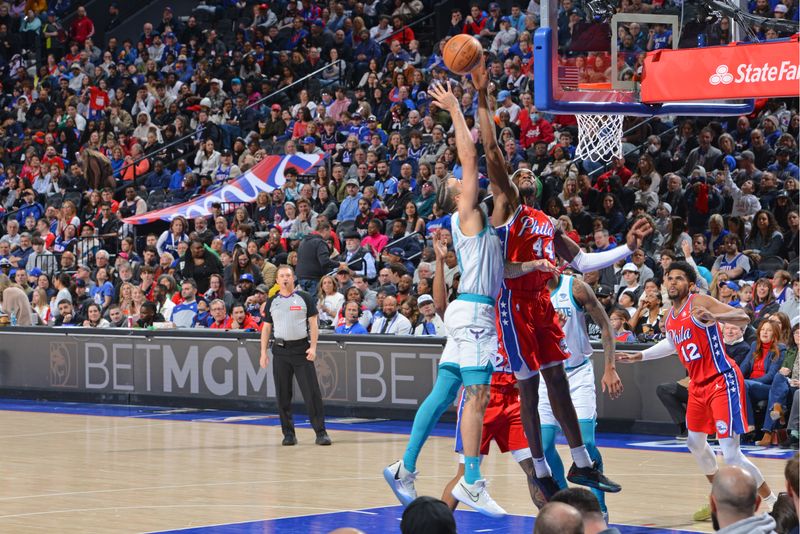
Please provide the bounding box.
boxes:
[539,358,597,427]
[439,297,499,372]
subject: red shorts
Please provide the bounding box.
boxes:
[455,382,527,455]
[687,368,748,438]
[497,288,567,378]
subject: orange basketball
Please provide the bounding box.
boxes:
[442,34,483,75]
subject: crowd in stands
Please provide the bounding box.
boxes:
[0,1,797,438]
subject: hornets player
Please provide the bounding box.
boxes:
[383,81,506,518]
[540,268,620,518]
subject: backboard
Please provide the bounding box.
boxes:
[533,0,755,116]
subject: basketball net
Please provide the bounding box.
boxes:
[575,114,624,163]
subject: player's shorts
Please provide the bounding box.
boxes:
[454,376,528,455]
[440,295,498,385]
[497,287,568,380]
[686,367,748,439]
[539,358,597,427]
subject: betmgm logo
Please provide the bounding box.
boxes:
[50,342,78,388]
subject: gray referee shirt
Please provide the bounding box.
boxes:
[263,290,316,341]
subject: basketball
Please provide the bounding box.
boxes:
[442,34,483,75]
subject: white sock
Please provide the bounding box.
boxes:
[571,445,592,468]
[533,456,552,478]
[764,492,777,509]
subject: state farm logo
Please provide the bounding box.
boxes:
[709,65,734,85]
[709,61,799,85]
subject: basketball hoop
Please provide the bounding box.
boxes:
[575,113,624,163]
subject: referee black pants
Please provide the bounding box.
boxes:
[272,342,326,437]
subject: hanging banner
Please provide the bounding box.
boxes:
[123,153,324,225]
[641,35,800,103]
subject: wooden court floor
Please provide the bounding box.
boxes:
[0,408,787,533]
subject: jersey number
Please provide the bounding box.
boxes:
[533,239,555,261]
[681,343,701,362]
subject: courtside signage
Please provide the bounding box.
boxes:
[642,37,800,102]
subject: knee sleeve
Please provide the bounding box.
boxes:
[719,436,765,487]
[687,431,718,476]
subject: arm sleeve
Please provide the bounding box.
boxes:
[570,245,632,273]
[263,297,274,325]
[300,291,316,318]
[641,337,676,360]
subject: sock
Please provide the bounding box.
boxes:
[764,492,777,508]
[402,365,461,472]
[570,445,592,468]
[541,425,567,488]
[464,456,481,485]
[579,419,606,513]
[533,456,553,478]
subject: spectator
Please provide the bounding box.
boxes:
[400,496,456,534]
[171,279,199,328]
[534,502,585,534]
[551,487,620,534]
[757,324,799,447]
[371,295,412,335]
[710,466,776,533]
[335,300,369,335]
[742,320,785,432]
[295,221,340,296]
[413,294,444,336]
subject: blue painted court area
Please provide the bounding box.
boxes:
[153,505,698,534]
[0,398,792,460]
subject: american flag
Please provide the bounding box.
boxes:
[558,65,580,88]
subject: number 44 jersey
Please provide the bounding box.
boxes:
[495,205,557,293]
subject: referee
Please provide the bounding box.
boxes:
[260,265,331,446]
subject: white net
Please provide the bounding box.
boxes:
[575,114,624,163]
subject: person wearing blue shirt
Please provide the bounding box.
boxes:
[358,116,388,144]
[171,279,199,328]
[374,161,398,199]
[741,321,786,430]
[426,212,452,236]
[767,147,800,180]
[214,216,238,253]
[337,179,363,222]
[335,301,369,334]
[169,160,191,191]
[16,190,44,224]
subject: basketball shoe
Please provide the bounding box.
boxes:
[567,462,622,493]
[383,460,417,506]
[451,477,507,518]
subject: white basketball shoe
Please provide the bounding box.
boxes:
[383,460,418,506]
[451,476,507,518]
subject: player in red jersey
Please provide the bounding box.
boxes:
[472,56,651,499]
[617,262,777,515]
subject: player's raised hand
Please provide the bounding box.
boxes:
[428,81,459,114]
[432,229,448,261]
[691,305,715,326]
[615,351,643,363]
[602,368,624,399]
[625,218,653,250]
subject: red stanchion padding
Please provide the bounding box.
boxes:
[641,35,800,103]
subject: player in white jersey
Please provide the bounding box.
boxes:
[384,82,506,518]
[540,271,621,517]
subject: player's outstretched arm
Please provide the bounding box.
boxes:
[574,278,622,399]
[691,294,750,328]
[616,337,676,364]
[427,81,482,236]
[472,57,518,211]
[503,259,558,279]
[432,230,448,316]
[555,218,653,270]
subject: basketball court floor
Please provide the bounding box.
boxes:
[0,399,790,533]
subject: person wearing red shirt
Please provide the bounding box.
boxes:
[462,5,488,35]
[594,156,633,191]
[229,303,262,331]
[41,146,65,170]
[70,6,95,46]
[208,298,229,329]
[519,105,555,150]
[391,15,415,47]
[88,84,110,120]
